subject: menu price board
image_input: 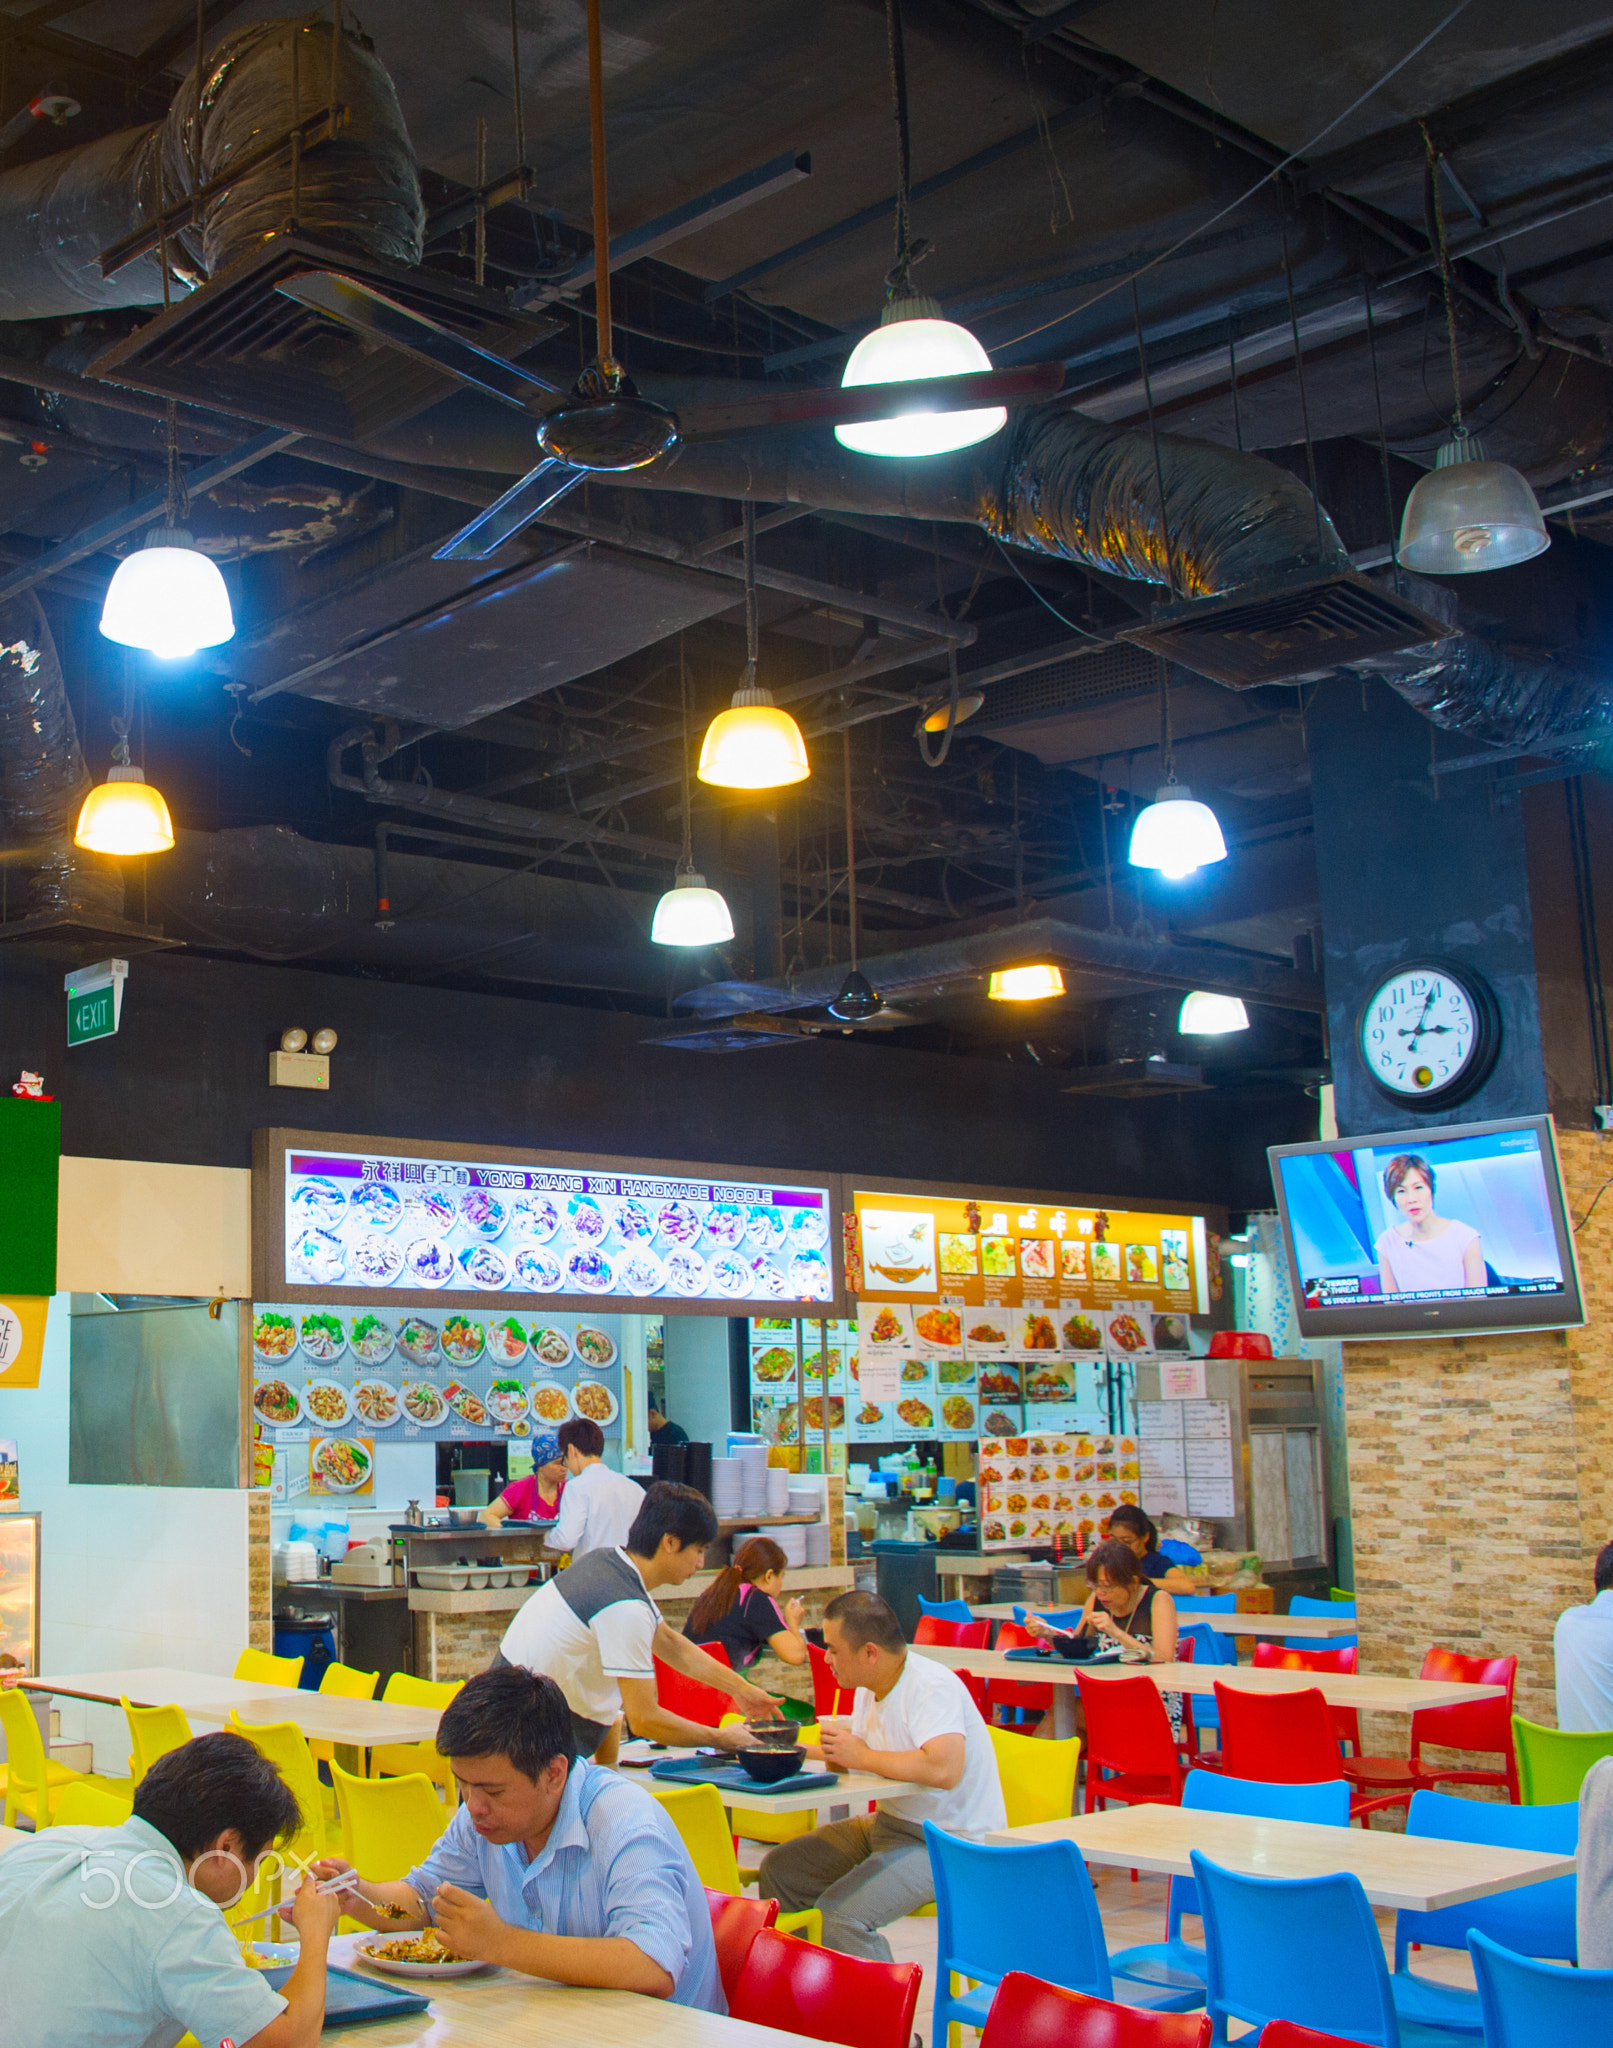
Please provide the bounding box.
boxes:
[979,1429,1141,1551]
[256,1130,840,1316]
[852,1188,1208,1316]
[251,1301,624,1451]
[1136,1399,1236,1520]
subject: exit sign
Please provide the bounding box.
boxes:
[64,957,127,1046]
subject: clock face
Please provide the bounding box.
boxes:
[1358,964,1496,1105]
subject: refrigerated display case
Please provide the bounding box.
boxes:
[0,1512,41,1680]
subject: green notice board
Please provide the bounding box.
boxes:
[0,1097,60,1295]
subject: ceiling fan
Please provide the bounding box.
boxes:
[275,0,1064,564]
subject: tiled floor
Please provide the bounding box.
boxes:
[744,1858,1478,2040]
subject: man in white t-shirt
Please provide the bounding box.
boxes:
[758,1590,1006,1959]
[545,1418,647,1558]
[501,1480,781,1761]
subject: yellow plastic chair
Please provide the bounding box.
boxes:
[123,1699,193,1786]
[720,1713,816,1855]
[227,1715,327,1868]
[644,1779,822,1945]
[368,1674,461,1803]
[989,1724,1082,1827]
[309,1662,379,1767]
[332,1761,451,1879]
[233,1647,304,1689]
[0,1688,127,1828]
[53,1780,134,1827]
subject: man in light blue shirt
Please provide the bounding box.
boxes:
[321,1664,723,2011]
[1555,1541,1613,1731]
[0,1728,338,2048]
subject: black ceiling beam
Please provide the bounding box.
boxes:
[0,20,157,82]
[136,0,256,82]
[1297,30,1613,194]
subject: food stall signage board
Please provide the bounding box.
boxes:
[64,958,127,1046]
[254,1129,842,1317]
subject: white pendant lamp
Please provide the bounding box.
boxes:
[1178,991,1250,1035]
[1398,433,1549,575]
[651,871,734,946]
[1129,784,1228,879]
[100,525,234,659]
[698,503,810,792]
[836,1,1006,461]
[836,295,1007,459]
[656,661,736,946]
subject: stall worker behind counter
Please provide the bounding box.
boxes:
[647,1401,689,1447]
[683,1535,810,1670]
[499,1480,783,1762]
[759,1590,1005,1960]
[318,1665,725,2010]
[0,1730,338,2048]
[1106,1503,1200,1597]
[544,1417,646,1557]
[482,1431,566,1528]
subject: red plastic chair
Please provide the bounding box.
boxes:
[1213,1682,1404,1824]
[914,1615,991,1648]
[729,1929,921,2048]
[980,1969,1212,2048]
[1344,1646,1519,1806]
[705,1887,778,2004]
[1252,1643,1361,1753]
[808,1640,855,1719]
[1077,1672,1184,1813]
[986,1621,1055,1725]
[655,1640,734,1727]
[1259,2027,1373,2048]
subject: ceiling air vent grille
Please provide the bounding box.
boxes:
[972,642,1164,729]
[1118,569,1449,689]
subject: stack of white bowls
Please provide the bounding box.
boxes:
[276,1539,320,1584]
[776,1523,810,1567]
[710,1457,743,1520]
[804,1522,832,1567]
[765,1465,790,1516]
[787,1477,823,1522]
[738,1444,770,1516]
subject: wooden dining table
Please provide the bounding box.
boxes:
[912,1641,1503,1740]
[619,1751,923,1817]
[19,1668,442,1746]
[993,1803,1572,1914]
[971,1603,1359,1639]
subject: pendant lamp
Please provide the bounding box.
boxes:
[1128,670,1226,880]
[75,696,174,856]
[100,525,235,658]
[698,503,809,790]
[1178,990,1250,1034]
[1399,138,1550,576]
[836,0,1005,461]
[988,963,1065,1002]
[654,658,735,945]
[827,729,884,1022]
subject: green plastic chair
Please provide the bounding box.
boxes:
[1514,1713,1613,1803]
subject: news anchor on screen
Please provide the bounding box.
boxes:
[1375,1153,1486,1295]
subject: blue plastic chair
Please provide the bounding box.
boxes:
[924,1822,1202,2045]
[1470,1927,1613,2044]
[1108,1772,1350,2004]
[1288,1593,1357,1653]
[1390,1790,1578,2034]
[1174,1596,1238,1748]
[1192,1851,1463,2046]
[916,1594,977,1624]
[1011,1605,1086,1629]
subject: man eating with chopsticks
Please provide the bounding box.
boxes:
[0,1730,338,2048]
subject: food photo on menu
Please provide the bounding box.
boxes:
[283,1149,834,1305]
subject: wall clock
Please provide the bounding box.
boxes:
[1356,959,1501,1109]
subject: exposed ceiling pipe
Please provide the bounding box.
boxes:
[0,17,421,321]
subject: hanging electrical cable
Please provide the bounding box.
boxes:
[827,728,884,1020]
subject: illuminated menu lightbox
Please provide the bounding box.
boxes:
[256,1130,838,1314]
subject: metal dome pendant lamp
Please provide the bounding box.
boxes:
[75,676,174,858]
[100,402,234,659]
[1398,134,1549,575]
[653,660,735,947]
[1128,668,1227,881]
[828,730,884,1023]
[698,503,810,791]
[835,0,1006,459]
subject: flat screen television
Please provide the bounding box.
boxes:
[1268,1115,1585,1340]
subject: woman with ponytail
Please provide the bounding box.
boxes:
[684,1536,810,1669]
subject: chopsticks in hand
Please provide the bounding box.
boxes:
[231,1871,362,1932]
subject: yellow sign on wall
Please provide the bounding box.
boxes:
[0,1296,49,1389]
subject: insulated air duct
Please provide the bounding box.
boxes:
[0,17,421,321]
[0,592,122,915]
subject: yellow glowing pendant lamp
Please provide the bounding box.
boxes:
[988,964,1065,1001]
[698,503,809,792]
[75,758,174,856]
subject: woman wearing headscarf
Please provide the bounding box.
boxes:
[481,1432,567,1526]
